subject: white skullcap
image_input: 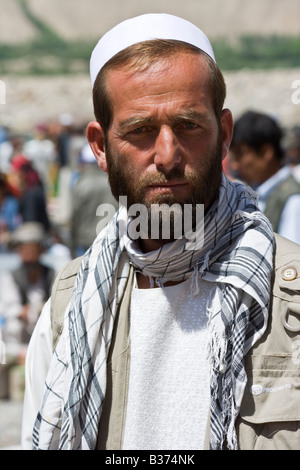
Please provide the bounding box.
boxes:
[11,222,45,245]
[90,13,215,86]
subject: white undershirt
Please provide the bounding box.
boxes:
[123,276,213,450]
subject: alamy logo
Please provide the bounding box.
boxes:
[95,197,205,250]
[0,80,6,105]
[291,80,300,105]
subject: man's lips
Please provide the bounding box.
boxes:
[146,182,188,190]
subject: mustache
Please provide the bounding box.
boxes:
[135,168,197,190]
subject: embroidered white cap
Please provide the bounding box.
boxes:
[90,13,215,86]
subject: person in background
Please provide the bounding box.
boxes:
[56,113,74,168]
[0,222,55,398]
[230,110,300,244]
[9,154,51,233]
[0,222,55,346]
[23,123,57,192]
[55,117,87,227]
[70,143,117,257]
[0,173,20,252]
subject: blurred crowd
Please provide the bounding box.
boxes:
[0,109,300,401]
[226,112,300,244]
[0,113,116,400]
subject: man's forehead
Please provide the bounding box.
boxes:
[105,53,211,110]
[90,13,215,87]
[105,48,207,78]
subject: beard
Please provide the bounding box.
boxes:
[105,134,223,242]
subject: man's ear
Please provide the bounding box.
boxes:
[220,108,234,161]
[86,121,108,172]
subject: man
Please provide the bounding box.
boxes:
[0,222,54,398]
[22,14,300,450]
[230,110,300,244]
[70,143,117,257]
[9,154,51,233]
[1,222,54,347]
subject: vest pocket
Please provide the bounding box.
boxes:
[237,355,300,449]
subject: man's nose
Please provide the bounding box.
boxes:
[153,126,181,172]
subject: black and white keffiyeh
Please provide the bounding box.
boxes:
[32,175,274,450]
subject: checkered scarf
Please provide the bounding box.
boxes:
[32,175,274,450]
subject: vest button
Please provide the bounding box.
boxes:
[281,267,298,281]
[250,384,263,396]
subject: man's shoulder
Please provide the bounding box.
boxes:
[273,233,300,302]
[50,255,83,300]
[239,235,300,449]
[50,256,83,350]
[274,233,300,269]
[53,256,83,285]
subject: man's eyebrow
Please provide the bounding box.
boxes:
[116,110,212,132]
[170,110,212,124]
[117,116,154,131]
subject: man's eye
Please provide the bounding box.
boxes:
[126,126,149,136]
[184,121,198,129]
[132,127,146,134]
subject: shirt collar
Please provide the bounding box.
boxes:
[256,166,292,203]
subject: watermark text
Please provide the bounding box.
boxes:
[95,197,205,250]
[0,80,6,105]
[291,79,300,104]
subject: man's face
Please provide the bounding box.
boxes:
[88,51,232,247]
[105,131,223,212]
[104,52,225,211]
[17,242,42,266]
[230,144,269,187]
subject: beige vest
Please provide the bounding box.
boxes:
[50,233,300,450]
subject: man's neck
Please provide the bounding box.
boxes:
[136,271,183,289]
[139,237,170,253]
[136,237,184,288]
